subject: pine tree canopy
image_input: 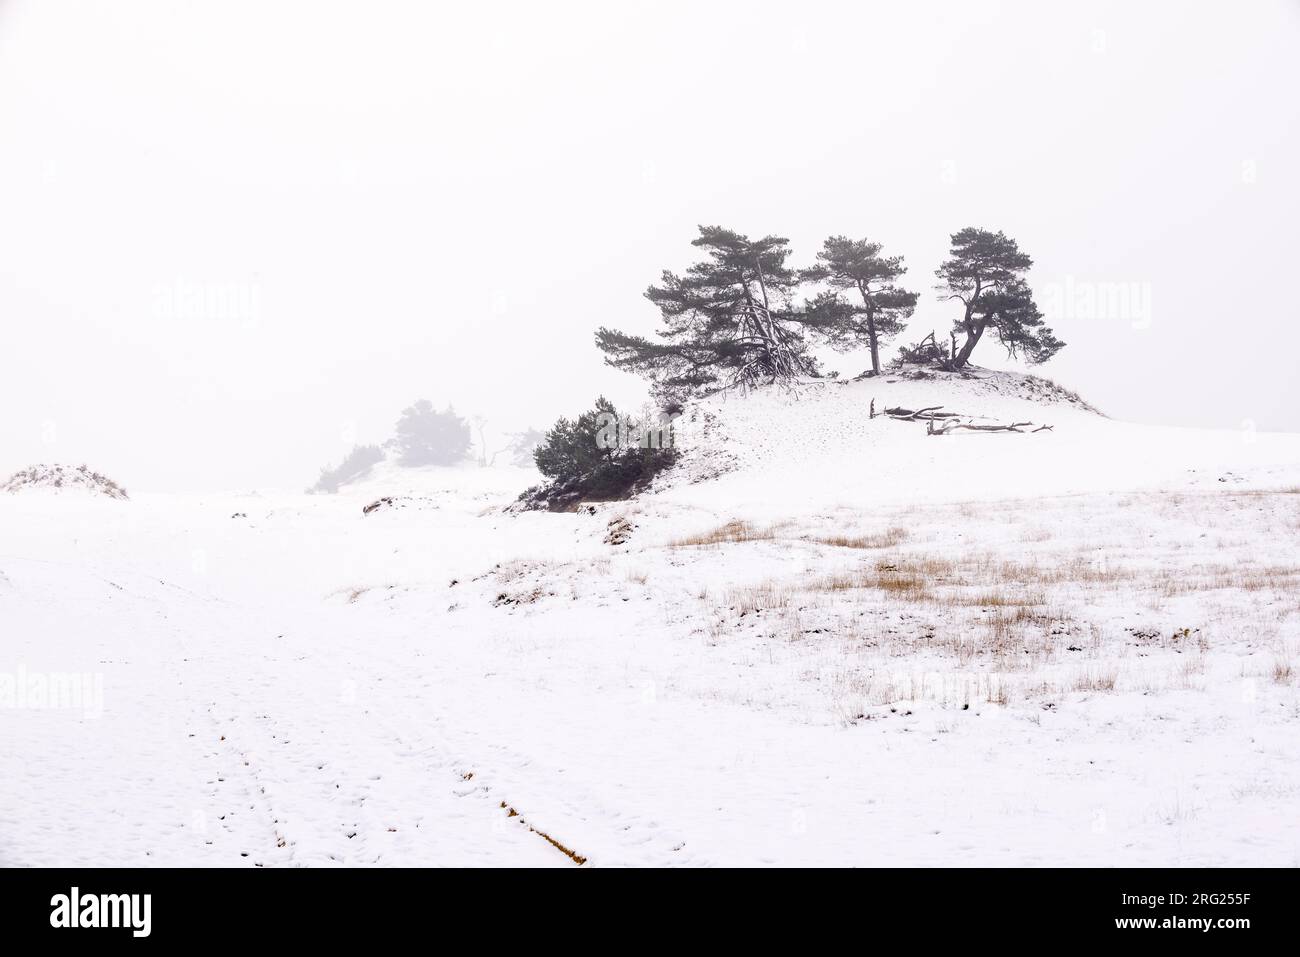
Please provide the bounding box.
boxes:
[595,226,823,398]
[970,279,1065,365]
[803,236,918,374]
[533,396,619,479]
[935,227,1064,367]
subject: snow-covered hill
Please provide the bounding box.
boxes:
[2,373,1298,867]
[2,463,129,500]
[657,368,1299,511]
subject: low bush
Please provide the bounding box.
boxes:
[519,397,677,511]
[311,444,384,493]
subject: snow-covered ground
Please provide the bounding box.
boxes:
[3,371,1299,866]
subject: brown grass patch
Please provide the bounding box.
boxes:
[958,589,1048,608]
[671,520,773,547]
[725,582,792,615]
[810,526,909,550]
[876,571,930,599]
[1155,565,1300,595]
[814,567,929,600]
[1072,669,1118,692]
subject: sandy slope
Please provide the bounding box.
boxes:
[2,372,1298,866]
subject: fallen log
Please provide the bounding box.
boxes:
[927,420,1047,435]
[881,403,962,421]
[872,397,1051,434]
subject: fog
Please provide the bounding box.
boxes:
[1,0,1296,492]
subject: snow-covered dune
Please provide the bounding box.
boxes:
[1,463,130,501]
[2,373,1298,867]
[658,369,1300,513]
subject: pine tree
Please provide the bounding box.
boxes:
[803,236,918,376]
[391,400,471,466]
[533,397,619,480]
[595,226,822,397]
[935,228,1063,367]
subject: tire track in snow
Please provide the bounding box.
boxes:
[186,597,573,866]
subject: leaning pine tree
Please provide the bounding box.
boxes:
[595,226,824,398]
[935,227,1064,368]
[803,235,918,376]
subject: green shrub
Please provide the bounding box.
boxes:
[521,397,677,511]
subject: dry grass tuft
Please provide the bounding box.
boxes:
[810,526,909,550]
[1072,669,1118,692]
[724,582,792,615]
[814,567,929,600]
[882,556,958,578]
[671,520,772,547]
[1155,565,1300,596]
[959,589,1047,608]
[876,571,930,599]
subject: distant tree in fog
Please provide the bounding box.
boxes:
[504,427,544,468]
[471,415,491,467]
[391,400,471,467]
[467,417,542,468]
[311,444,384,493]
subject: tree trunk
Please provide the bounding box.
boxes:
[867,312,881,375]
[953,320,984,367]
[952,283,983,368]
[857,285,882,376]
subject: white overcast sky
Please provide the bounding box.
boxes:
[1,0,1297,491]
